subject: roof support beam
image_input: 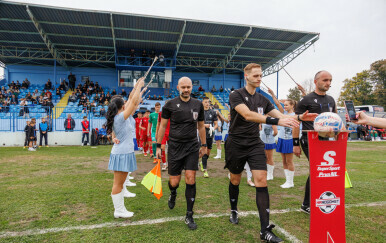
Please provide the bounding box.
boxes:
[0,40,114,50]
[110,13,117,54]
[212,27,252,74]
[25,5,67,68]
[173,20,186,59]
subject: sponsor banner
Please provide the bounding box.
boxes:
[308,131,348,243]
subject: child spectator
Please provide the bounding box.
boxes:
[27,120,37,151]
[39,117,49,147]
[98,124,111,145]
[24,121,30,149]
[81,116,90,145]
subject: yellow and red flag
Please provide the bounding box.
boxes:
[141,159,163,199]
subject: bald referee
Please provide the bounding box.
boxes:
[293,70,337,214]
[156,77,207,230]
[225,63,317,242]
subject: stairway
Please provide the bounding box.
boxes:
[205,92,229,118]
[54,90,72,118]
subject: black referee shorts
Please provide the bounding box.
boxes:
[224,136,266,174]
[206,132,214,150]
[168,140,200,176]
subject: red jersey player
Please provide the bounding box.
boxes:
[134,112,143,149]
[139,110,151,156]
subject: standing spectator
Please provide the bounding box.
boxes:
[159,53,165,66]
[111,89,117,96]
[19,100,29,118]
[64,114,75,131]
[24,121,30,149]
[44,81,51,90]
[141,50,148,65]
[68,72,76,91]
[198,85,204,92]
[81,116,90,145]
[211,85,217,92]
[230,86,235,91]
[10,94,18,105]
[56,88,62,99]
[39,117,49,147]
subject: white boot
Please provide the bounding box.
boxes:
[280,169,289,188]
[111,190,134,218]
[125,176,136,187]
[123,185,136,198]
[267,164,274,180]
[214,149,221,159]
[281,170,294,188]
[128,172,134,180]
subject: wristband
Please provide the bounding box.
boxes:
[201,144,207,147]
[266,117,279,125]
[293,138,300,146]
[297,115,302,121]
[156,143,161,148]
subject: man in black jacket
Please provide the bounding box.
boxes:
[64,114,76,131]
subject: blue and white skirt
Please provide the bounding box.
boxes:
[133,138,139,151]
[264,143,276,150]
[108,152,137,172]
[215,135,222,141]
[224,134,229,141]
[276,138,293,154]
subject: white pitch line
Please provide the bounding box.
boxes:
[271,221,302,243]
[0,201,385,240]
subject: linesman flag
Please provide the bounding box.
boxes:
[141,159,163,199]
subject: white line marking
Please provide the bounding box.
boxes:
[272,221,302,243]
[0,201,384,240]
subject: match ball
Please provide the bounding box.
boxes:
[313,112,343,138]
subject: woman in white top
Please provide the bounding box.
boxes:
[260,123,278,180]
[213,110,229,159]
[105,77,145,218]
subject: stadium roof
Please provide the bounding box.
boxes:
[0,1,319,75]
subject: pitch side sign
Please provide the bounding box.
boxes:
[308,131,348,243]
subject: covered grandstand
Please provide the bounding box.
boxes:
[0,1,319,136]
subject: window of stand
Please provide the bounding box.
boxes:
[119,70,166,88]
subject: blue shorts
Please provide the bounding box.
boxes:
[264,143,276,150]
[276,138,293,154]
[215,135,222,141]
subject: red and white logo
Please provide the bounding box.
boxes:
[316,191,340,214]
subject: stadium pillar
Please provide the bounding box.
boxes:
[276,71,279,98]
[54,59,57,86]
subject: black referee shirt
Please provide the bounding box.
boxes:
[161,96,205,143]
[295,92,336,131]
[204,109,218,137]
[229,87,275,142]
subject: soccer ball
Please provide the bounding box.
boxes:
[313,112,343,138]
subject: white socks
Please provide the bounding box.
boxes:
[214,149,221,159]
[280,169,294,188]
[267,164,274,180]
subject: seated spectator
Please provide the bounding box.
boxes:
[98,124,111,145]
[121,89,127,97]
[211,85,217,92]
[99,94,106,105]
[231,86,235,91]
[0,101,9,113]
[32,89,40,97]
[103,99,109,106]
[24,78,30,87]
[1,86,6,94]
[106,93,111,102]
[15,81,21,89]
[68,92,77,103]
[64,114,75,131]
[44,81,51,90]
[45,90,52,99]
[59,81,66,91]
[21,80,28,89]
[214,103,219,109]
[152,95,157,100]
[89,81,95,88]
[8,81,15,89]
[10,94,18,105]
[158,95,162,100]
[99,107,106,117]
[159,53,165,66]
[25,92,32,101]
[56,88,62,99]
[38,95,44,105]
[111,89,117,96]
[0,94,4,104]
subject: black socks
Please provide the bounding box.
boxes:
[256,187,270,232]
[185,183,196,212]
[303,176,310,207]
[202,154,208,170]
[229,182,239,211]
[168,181,179,195]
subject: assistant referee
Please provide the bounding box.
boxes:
[225,63,317,242]
[156,77,207,230]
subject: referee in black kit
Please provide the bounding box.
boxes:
[200,96,218,178]
[292,70,337,214]
[225,63,317,243]
[156,77,207,230]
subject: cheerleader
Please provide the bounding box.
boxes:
[213,110,229,159]
[260,122,278,180]
[106,78,145,218]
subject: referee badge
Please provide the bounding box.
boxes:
[193,111,198,120]
[258,107,264,114]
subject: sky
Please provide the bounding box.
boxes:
[2,0,386,100]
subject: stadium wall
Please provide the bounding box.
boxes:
[0,131,85,146]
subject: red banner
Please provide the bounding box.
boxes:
[308,131,348,243]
